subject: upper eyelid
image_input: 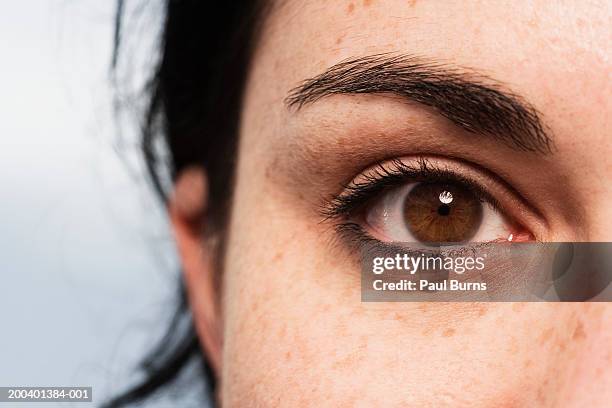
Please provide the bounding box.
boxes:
[321,157,498,218]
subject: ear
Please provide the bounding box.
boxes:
[168,166,222,374]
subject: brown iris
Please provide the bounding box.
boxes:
[403,182,483,243]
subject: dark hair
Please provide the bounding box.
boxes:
[105,1,267,406]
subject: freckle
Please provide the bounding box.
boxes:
[335,36,343,45]
[332,349,364,370]
[558,339,567,352]
[524,359,532,368]
[407,0,417,7]
[539,327,554,345]
[527,18,539,28]
[442,328,455,337]
[509,337,519,355]
[347,2,355,13]
[273,252,283,262]
[363,0,373,6]
[537,387,546,403]
[477,306,487,317]
[572,321,586,340]
[285,351,292,361]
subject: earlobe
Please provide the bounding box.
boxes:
[168,166,223,376]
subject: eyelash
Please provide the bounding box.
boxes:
[320,156,516,255]
[321,156,502,221]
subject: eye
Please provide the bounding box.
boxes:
[325,157,536,246]
[365,180,514,244]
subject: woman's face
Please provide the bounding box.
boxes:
[179,1,612,406]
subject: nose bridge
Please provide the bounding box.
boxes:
[562,304,612,407]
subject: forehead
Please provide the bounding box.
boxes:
[245,0,610,136]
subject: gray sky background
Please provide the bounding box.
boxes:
[0,1,181,406]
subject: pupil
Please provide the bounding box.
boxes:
[437,204,451,216]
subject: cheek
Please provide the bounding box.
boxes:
[219,199,582,407]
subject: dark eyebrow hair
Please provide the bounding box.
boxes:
[285,54,553,154]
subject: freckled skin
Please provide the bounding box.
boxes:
[442,328,456,337]
[181,0,612,406]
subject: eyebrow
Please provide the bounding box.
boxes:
[285,54,553,154]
